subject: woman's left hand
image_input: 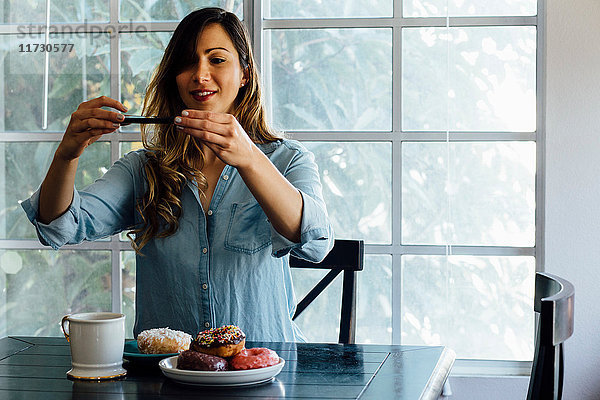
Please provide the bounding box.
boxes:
[176,110,303,242]
[175,110,256,168]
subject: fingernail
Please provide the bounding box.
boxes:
[181,110,189,117]
[117,114,124,121]
[176,125,184,130]
[113,123,120,127]
[174,117,182,123]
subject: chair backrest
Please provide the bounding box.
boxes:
[527,272,574,400]
[290,239,364,344]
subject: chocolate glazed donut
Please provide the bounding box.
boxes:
[191,325,246,358]
[177,350,228,371]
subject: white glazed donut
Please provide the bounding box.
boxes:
[137,327,192,354]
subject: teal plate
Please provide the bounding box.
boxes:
[123,340,178,365]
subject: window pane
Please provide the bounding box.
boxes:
[1,1,109,23]
[265,0,392,18]
[1,2,45,23]
[120,0,243,22]
[305,142,391,244]
[0,142,110,240]
[121,251,136,338]
[401,255,534,361]
[120,142,143,156]
[266,28,392,131]
[49,1,109,23]
[402,27,536,132]
[356,255,392,344]
[291,268,340,343]
[404,0,537,17]
[2,34,110,132]
[0,250,111,336]
[120,31,171,129]
[402,142,535,246]
[292,255,388,343]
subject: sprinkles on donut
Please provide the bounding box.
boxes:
[190,325,246,358]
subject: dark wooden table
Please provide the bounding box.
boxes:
[0,336,454,399]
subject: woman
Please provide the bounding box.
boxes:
[21,8,333,342]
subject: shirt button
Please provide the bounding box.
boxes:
[204,322,210,328]
[202,247,208,254]
[223,175,229,180]
[202,283,208,290]
[207,210,213,216]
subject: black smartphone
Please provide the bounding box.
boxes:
[122,116,173,124]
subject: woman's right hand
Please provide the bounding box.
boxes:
[38,96,127,223]
[56,96,128,161]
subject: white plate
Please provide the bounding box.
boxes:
[158,356,285,386]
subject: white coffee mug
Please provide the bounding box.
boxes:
[61,312,126,380]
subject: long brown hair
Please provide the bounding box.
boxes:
[128,7,279,253]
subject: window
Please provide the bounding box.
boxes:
[0,0,542,371]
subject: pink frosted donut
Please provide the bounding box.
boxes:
[230,348,280,370]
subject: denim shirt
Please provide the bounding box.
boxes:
[21,139,334,342]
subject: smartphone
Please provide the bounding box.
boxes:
[122,116,173,124]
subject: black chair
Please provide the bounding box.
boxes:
[527,272,574,400]
[290,239,364,344]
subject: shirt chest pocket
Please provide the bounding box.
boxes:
[224,201,272,254]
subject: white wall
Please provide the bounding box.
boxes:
[544,0,600,398]
[445,1,600,399]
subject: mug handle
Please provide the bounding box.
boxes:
[61,315,70,342]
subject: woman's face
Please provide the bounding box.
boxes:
[176,23,247,114]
